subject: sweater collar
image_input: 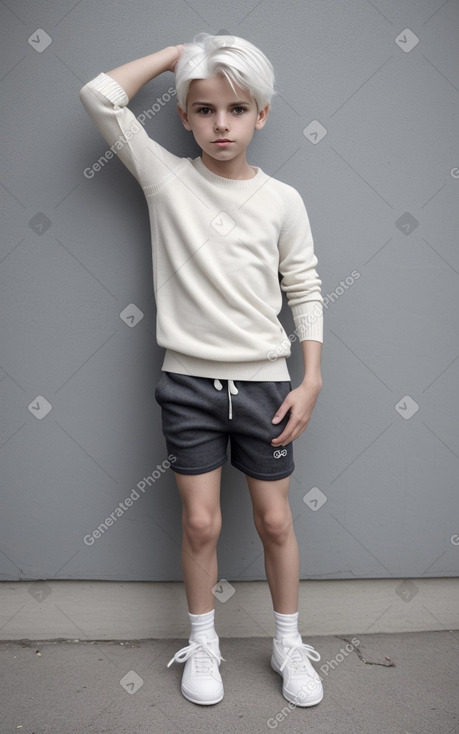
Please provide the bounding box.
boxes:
[192,156,264,188]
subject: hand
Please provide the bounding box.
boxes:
[271,378,322,447]
[169,44,186,73]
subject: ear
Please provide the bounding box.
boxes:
[176,103,192,130]
[255,103,270,130]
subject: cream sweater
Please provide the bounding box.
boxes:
[79,73,323,381]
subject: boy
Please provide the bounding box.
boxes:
[79,33,324,707]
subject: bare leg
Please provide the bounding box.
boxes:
[246,475,300,613]
[174,467,222,614]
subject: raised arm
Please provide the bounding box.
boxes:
[79,44,187,187]
[106,45,185,100]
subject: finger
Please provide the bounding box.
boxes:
[271,397,292,424]
[271,415,302,446]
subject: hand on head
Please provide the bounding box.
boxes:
[170,44,186,73]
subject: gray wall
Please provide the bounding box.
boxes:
[1,0,458,582]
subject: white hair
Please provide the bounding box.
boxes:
[174,32,276,111]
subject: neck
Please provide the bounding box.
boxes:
[200,151,256,180]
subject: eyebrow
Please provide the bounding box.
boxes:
[190,100,252,107]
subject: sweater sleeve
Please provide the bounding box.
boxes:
[278,190,323,343]
[79,72,184,190]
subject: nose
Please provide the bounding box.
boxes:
[214,111,229,131]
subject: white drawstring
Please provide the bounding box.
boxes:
[213,379,238,419]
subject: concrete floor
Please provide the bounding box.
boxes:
[2,630,458,734]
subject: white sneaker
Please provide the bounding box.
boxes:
[271,634,323,706]
[167,632,224,705]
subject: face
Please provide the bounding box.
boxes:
[177,75,269,171]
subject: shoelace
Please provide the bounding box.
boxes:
[213,378,238,420]
[278,641,321,673]
[167,638,225,673]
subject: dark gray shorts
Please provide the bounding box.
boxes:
[154,372,294,481]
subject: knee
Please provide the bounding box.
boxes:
[183,510,221,547]
[255,509,292,544]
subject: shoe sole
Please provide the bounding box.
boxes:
[270,655,323,707]
[181,685,224,706]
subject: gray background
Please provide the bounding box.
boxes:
[1,0,458,582]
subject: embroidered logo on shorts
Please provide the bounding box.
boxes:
[273,448,287,459]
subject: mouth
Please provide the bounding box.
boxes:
[213,139,233,145]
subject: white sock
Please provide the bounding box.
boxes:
[188,609,217,642]
[273,610,300,642]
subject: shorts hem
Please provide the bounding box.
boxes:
[231,460,295,482]
[171,456,227,476]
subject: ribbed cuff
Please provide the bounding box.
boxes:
[292,301,323,343]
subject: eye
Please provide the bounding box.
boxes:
[232,106,247,114]
[197,106,212,115]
